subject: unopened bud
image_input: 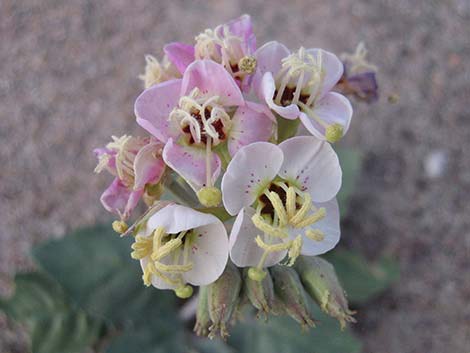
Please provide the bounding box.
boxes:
[271,265,315,330]
[244,268,277,317]
[112,220,128,234]
[208,262,242,339]
[295,256,356,329]
[197,186,222,207]
[325,124,344,143]
[194,286,211,336]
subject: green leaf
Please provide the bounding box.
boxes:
[32,224,187,352]
[229,305,361,353]
[335,148,363,215]
[0,272,103,353]
[324,249,399,304]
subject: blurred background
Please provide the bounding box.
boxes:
[1,0,470,352]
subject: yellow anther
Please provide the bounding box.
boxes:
[264,191,288,227]
[175,285,194,299]
[131,235,153,260]
[325,123,344,143]
[197,186,222,207]
[238,56,257,74]
[112,220,128,234]
[290,193,312,225]
[294,207,326,229]
[151,237,183,261]
[251,214,288,239]
[287,235,303,266]
[153,261,193,273]
[152,226,167,254]
[305,229,325,241]
[286,187,297,219]
[142,262,156,286]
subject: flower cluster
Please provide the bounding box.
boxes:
[94,15,377,335]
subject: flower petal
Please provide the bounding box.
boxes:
[222,14,256,53]
[255,41,290,76]
[278,136,342,203]
[133,142,166,190]
[298,198,340,256]
[229,207,286,267]
[181,60,244,106]
[222,142,283,216]
[183,221,229,286]
[134,79,182,143]
[164,42,195,74]
[260,72,300,120]
[228,101,275,156]
[100,178,143,220]
[299,92,353,140]
[162,138,221,192]
[306,48,343,96]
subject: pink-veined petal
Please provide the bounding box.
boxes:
[260,72,300,120]
[299,92,353,140]
[134,79,182,143]
[278,136,342,203]
[230,207,287,267]
[181,60,244,106]
[221,142,283,216]
[164,42,195,74]
[305,48,343,96]
[133,142,166,190]
[228,101,275,156]
[163,138,221,192]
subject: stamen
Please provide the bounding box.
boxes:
[287,235,303,266]
[286,186,297,219]
[251,214,288,239]
[290,192,312,226]
[131,235,154,260]
[264,191,288,227]
[154,261,193,273]
[294,207,326,229]
[305,229,325,241]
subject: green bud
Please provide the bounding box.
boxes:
[271,265,315,330]
[244,268,277,318]
[197,186,222,207]
[295,256,356,329]
[207,262,242,339]
[194,286,211,336]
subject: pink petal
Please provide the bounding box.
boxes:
[255,41,290,76]
[181,60,244,106]
[133,142,166,190]
[162,138,221,192]
[222,14,256,53]
[100,178,143,220]
[134,79,182,143]
[260,72,300,119]
[93,147,116,174]
[228,101,275,156]
[164,42,195,74]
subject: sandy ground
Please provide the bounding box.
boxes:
[1,0,470,352]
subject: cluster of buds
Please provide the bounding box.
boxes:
[94,15,378,337]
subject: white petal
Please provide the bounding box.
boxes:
[260,72,300,120]
[255,41,290,75]
[147,204,219,234]
[229,207,286,267]
[278,136,342,202]
[221,142,283,216]
[298,198,340,256]
[299,92,353,140]
[305,48,343,96]
[140,257,178,290]
[183,221,229,286]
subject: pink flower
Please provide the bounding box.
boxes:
[94,135,166,220]
[254,42,353,143]
[134,60,275,205]
[164,15,257,90]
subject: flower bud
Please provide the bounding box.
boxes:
[207,261,242,339]
[243,268,276,317]
[295,256,356,329]
[194,286,211,336]
[270,265,315,330]
[197,186,222,207]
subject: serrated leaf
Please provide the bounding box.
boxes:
[229,305,361,353]
[32,224,186,352]
[0,272,103,353]
[324,249,399,304]
[336,148,363,215]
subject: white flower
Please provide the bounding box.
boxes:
[221,136,342,280]
[131,204,229,297]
